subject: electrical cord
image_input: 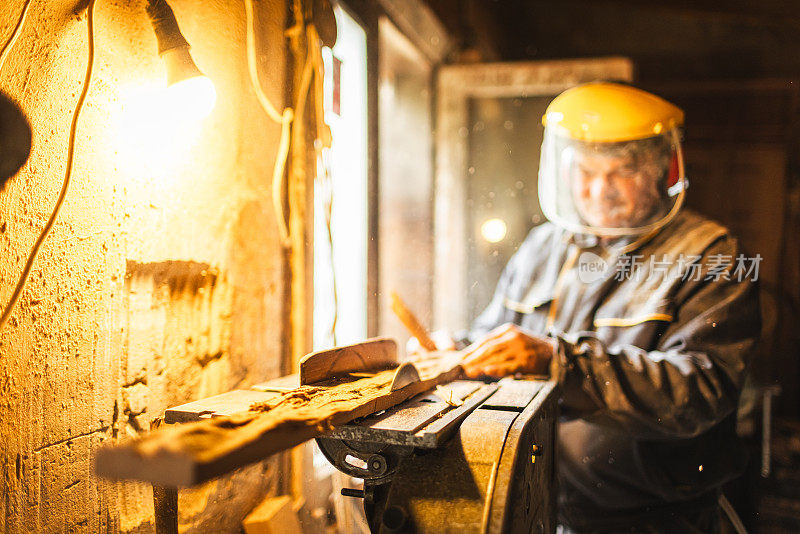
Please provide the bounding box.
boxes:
[0,0,97,332]
[244,0,288,124]
[248,0,339,343]
[0,0,34,76]
[244,0,294,247]
[719,494,748,534]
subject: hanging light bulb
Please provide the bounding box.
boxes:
[146,0,216,119]
[162,67,216,120]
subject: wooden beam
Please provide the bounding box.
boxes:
[615,0,800,29]
[378,0,453,63]
[243,495,302,534]
[390,292,437,351]
[94,353,463,487]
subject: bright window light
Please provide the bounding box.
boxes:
[481,218,508,243]
[313,4,368,350]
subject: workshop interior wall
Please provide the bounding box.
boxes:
[0,0,289,531]
[1,0,798,530]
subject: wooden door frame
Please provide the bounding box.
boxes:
[434,57,634,332]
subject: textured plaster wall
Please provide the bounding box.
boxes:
[0,0,289,532]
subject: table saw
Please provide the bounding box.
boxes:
[98,338,558,533]
[165,369,558,532]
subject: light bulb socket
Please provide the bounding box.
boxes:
[146,0,190,55]
[161,46,204,86]
[146,0,206,86]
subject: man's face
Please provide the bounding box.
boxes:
[569,148,661,231]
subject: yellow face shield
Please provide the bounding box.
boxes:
[538,82,687,237]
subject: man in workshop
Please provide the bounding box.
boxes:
[456,82,760,533]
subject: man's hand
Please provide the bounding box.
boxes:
[460,323,556,379]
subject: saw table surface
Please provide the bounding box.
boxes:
[163,379,510,449]
[321,380,496,448]
[95,350,465,486]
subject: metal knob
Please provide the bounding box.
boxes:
[341,488,365,499]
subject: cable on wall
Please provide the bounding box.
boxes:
[0,0,97,332]
[244,0,294,247]
[0,0,34,76]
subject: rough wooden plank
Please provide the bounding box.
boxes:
[94,353,463,487]
[164,390,281,423]
[299,337,398,385]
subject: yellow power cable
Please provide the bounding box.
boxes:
[247,0,338,342]
[0,0,34,76]
[244,0,294,247]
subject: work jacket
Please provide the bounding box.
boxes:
[469,208,761,530]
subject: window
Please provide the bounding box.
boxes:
[314,3,368,351]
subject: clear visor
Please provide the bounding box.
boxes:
[538,126,686,237]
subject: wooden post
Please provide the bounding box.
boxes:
[286,0,315,508]
[150,418,178,534]
[152,485,178,534]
